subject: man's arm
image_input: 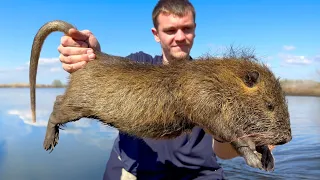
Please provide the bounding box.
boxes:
[213,139,276,159]
[213,140,240,159]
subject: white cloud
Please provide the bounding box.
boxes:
[17,57,61,74]
[15,66,28,71]
[0,57,64,84]
[7,109,83,136]
[61,128,83,135]
[279,54,312,65]
[313,55,320,62]
[73,118,92,128]
[283,45,296,51]
[1,57,61,75]
[0,69,8,73]
[6,109,92,130]
[49,67,62,72]
[39,58,60,65]
[7,109,49,127]
[6,108,120,150]
[99,123,118,133]
[26,58,60,66]
[265,63,272,68]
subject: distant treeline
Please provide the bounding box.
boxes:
[0,79,66,88]
[280,79,320,97]
[0,79,320,97]
[0,84,67,88]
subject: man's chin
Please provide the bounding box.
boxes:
[171,52,189,61]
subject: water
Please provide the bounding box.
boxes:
[0,88,319,180]
[219,95,320,179]
[0,88,118,180]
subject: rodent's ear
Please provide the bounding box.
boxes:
[244,71,260,87]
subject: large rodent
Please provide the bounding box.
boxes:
[29,20,292,171]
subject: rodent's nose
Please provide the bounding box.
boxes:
[276,139,287,145]
[276,135,292,145]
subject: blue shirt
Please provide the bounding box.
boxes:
[103,51,226,180]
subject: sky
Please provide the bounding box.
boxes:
[0,0,319,84]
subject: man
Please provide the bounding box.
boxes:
[57,0,273,179]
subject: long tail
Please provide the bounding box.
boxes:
[29,20,76,123]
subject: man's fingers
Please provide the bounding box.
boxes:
[60,36,89,48]
[58,28,98,74]
[68,28,93,41]
[58,45,92,56]
[62,61,88,73]
[69,29,101,51]
[61,29,93,48]
[60,54,92,64]
[268,145,275,151]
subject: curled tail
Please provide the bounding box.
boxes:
[29,20,76,123]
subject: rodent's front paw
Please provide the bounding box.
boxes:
[244,149,263,170]
[256,145,275,172]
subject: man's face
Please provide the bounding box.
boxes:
[152,11,196,64]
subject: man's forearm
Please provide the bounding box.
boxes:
[213,139,276,160]
[213,139,240,159]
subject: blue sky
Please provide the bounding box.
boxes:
[1,0,319,84]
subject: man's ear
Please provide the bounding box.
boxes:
[194,23,196,38]
[151,27,160,42]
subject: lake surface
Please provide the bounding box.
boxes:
[0,88,319,180]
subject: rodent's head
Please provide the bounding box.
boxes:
[180,52,292,147]
[218,58,292,146]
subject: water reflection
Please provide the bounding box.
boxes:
[0,140,7,171]
[0,88,118,180]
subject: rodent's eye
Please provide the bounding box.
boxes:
[266,103,274,111]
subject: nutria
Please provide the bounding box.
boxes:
[29,20,292,172]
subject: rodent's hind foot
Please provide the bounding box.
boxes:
[43,122,60,153]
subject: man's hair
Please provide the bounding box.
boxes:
[152,0,196,29]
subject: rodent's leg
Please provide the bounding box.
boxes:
[43,95,83,152]
[43,112,60,152]
[43,95,64,152]
[231,138,263,170]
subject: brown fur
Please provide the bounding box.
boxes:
[29,20,292,171]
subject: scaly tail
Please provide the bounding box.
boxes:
[29,20,76,123]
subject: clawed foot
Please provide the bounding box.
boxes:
[256,145,275,172]
[232,139,275,171]
[243,145,275,172]
[243,147,263,170]
[43,124,60,153]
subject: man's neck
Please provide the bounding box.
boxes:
[161,52,191,65]
[161,52,170,65]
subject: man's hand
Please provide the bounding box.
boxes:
[57,28,101,73]
[268,145,275,151]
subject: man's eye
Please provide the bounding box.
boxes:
[165,29,176,34]
[183,27,191,31]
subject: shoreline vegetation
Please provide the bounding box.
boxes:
[0,79,319,97]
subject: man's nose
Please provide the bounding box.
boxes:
[175,29,186,41]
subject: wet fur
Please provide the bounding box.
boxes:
[29,20,292,171]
